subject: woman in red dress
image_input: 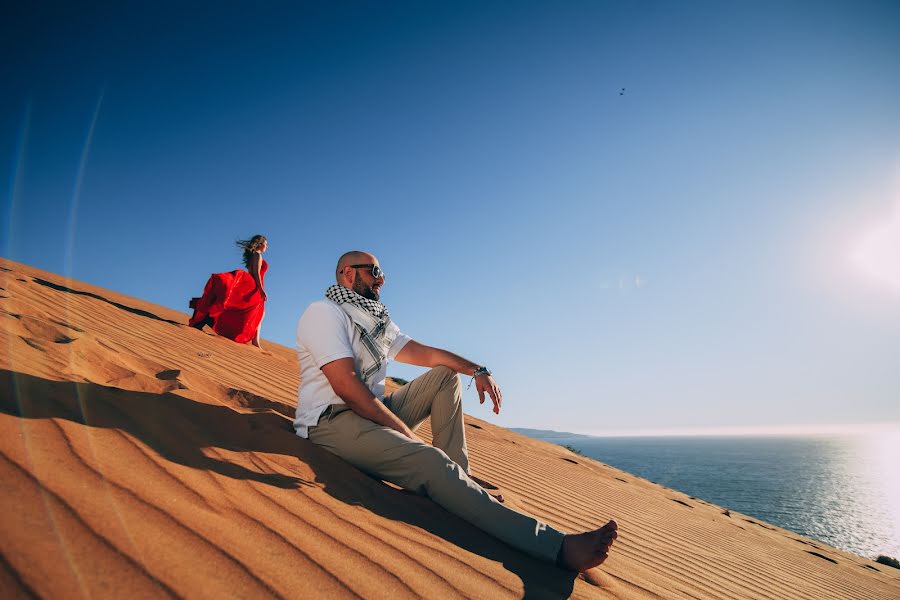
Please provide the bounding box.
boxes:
[189,234,269,348]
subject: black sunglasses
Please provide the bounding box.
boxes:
[349,264,385,279]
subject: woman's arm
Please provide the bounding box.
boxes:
[248,251,267,301]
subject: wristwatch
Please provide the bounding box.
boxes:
[473,366,491,377]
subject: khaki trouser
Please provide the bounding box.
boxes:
[308,366,565,563]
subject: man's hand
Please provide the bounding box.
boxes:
[321,358,418,439]
[395,340,504,415]
[396,421,420,442]
[476,373,502,414]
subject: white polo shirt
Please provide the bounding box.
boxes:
[294,299,411,438]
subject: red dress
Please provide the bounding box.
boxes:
[189,260,267,344]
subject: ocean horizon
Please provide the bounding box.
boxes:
[514,429,900,561]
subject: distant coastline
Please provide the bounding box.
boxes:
[514,423,900,438]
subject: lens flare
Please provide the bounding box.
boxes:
[64,86,106,279]
[4,103,31,258]
[852,199,900,292]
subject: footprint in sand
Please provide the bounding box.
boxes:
[806,551,838,564]
[580,569,620,590]
[13,315,79,346]
[743,518,777,531]
[156,369,182,381]
[49,319,85,333]
[226,388,293,417]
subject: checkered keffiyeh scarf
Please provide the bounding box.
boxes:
[325,285,393,384]
[325,284,389,321]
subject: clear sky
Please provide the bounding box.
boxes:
[3,1,899,435]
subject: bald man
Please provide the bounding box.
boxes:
[294,250,617,571]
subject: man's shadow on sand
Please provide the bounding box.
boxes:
[1,370,578,598]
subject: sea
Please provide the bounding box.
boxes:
[515,430,900,561]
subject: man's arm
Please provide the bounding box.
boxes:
[395,340,503,414]
[320,358,418,439]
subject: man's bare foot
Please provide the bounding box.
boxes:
[558,520,618,572]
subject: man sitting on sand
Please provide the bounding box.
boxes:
[294,251,617,571]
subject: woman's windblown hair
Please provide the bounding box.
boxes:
[236,235,267,267]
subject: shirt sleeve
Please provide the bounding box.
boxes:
[297,302,354,368]
[386,320,412,360]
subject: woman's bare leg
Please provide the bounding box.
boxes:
[252,311,264,348]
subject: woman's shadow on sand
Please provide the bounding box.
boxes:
[1,370,578,598]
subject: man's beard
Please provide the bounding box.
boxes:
[352,278,380,301]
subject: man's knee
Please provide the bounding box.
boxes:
[430,364,455,379]
[417,446,458,478]
[430,365,460,391]
[396,445,456,494]
[417,446,456,480]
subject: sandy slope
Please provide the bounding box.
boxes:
[1,257,898,599]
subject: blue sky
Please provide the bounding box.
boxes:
[3,1,899,435]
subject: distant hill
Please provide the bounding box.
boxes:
[511,428,597,441]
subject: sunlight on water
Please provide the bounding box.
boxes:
[555,429,900,560]
[861,430,900,557]
[799,432,900,559]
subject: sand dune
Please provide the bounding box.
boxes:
[2,257,898,599]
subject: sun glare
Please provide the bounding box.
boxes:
[852,200,900,291]
[862,429,900,550]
